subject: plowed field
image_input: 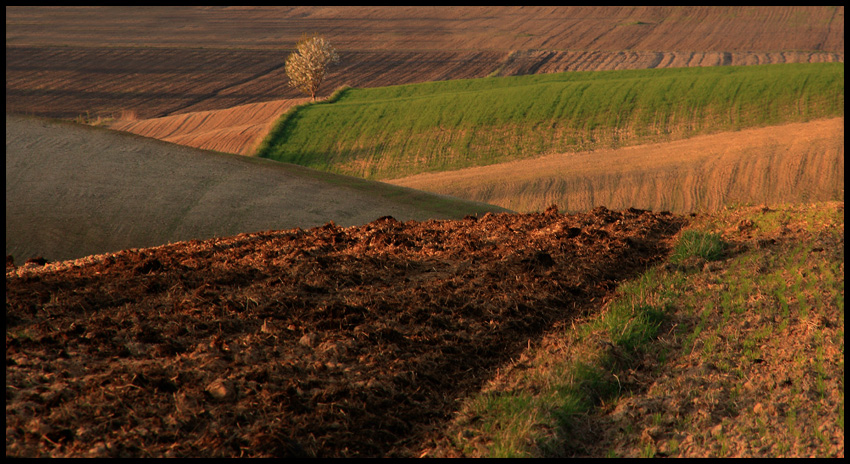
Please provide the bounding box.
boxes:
[7,6,844,52]
[6,206,686,458]
[492,49,843,76]
[7,6,843,124]
[5,47,505,120]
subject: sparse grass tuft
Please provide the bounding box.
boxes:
[670,230,727,263]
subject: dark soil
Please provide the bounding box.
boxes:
[6,206,685,457]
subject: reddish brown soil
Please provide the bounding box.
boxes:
[6,206,685,458]
[7,6,844,53]
[5,47,504,120]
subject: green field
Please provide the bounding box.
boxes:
[256,63,844,180]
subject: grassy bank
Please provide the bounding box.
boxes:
[256,63,844,180]
[424,201,844,458]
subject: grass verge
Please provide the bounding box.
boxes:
[422,201,844,458]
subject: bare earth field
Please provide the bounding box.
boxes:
[7,6,844,52]
[6,6,844,124]
[5,114,508,263]
[5,46,506,121]
[5,205,685,458]
[387,118,845,214]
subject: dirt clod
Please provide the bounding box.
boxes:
[6,207,685,457]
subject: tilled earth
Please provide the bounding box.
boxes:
[6,206,685,457]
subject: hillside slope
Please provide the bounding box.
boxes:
[255,64,844,181]
[107,98,312,155]
[5,114,509,262]
[6,6,843,121]
[8,6,843,53]
[6,201,843,457]
[387,118,845,213]
[423,201,844,458]
[6,205,685,458]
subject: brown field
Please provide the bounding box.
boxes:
[5,46,505,121]
[387,118,845,213]
[7,6,844,52]
[6,205,685,458]
[7,6,844,125]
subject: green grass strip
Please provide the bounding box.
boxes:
[257,63,844,180]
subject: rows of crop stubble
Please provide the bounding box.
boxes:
[256,63,844,181]
[387,117,844,214]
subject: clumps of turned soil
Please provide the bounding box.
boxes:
[6,206,685,458]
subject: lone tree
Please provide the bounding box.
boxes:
[285,34,339,101]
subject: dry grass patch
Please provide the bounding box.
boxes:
[388,118,845,214]
[109,98,312,155]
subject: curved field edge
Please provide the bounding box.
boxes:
[7,7,843,123]
[255,63,844,180]
[424,200,844,458]
[5,114,509,263]
[387,117,845,214]
[107,97,313,155]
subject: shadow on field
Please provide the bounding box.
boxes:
[6,206,685,458]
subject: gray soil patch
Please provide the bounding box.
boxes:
[5,114,509,262]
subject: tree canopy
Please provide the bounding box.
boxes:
[285,34,339,100]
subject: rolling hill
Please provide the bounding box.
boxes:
[107,98,312,156]
[5,114,509,263]
[387,117,845,213]
[6,6,843,121]
[255,63,844,181]
[4,6,845,459]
